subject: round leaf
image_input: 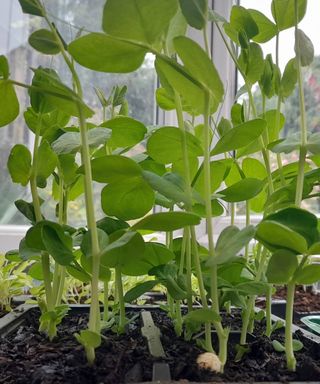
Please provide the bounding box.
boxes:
[28,29,60,55]
[68,33,147,73]
[101,177,154,220]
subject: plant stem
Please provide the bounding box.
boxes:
[203,92,228,370]
[115,265,125,334]
[240,248,268,344]
[103,280,109,322]
[275,32,286,187]
[265,284,273,337]
[30,115,54,313]
[285,282,296,371]
[245,200,250,259]
[174,91,194,312]
[190,226,213,352]
[185,228,193,312]
[47,15,102,360]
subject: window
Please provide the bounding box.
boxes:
[0,0,236,251]
[0,0,156,228]
[236,0,320,215]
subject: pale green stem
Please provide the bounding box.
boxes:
[44,16,101,346]
[240,248,268,344]
[115,266,125,334]
[103,280,109,322]
[174,91,194,312]
[245,201,250,259]
[265,284,273,337]
[285,282,296,371]
[190,226,213,352]
[30,115,54,312]
[275,32,286,187]
[230,203,235,226]
[203,92,228,370]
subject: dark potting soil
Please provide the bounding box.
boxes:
[152,309,320,383]
[274,285,320,313]
[0,309,154,384]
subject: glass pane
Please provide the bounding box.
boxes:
[236,0,320,215]
[0,0,156,225]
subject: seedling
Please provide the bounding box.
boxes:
[0,0,318,376]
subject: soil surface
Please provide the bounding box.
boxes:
[274,285,320,313]
[0,307,320,383]
[0,309,154,384]
[153,309,320,383]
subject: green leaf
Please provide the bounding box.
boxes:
[132,211,201,231]
[242,158,267,180]
[66,262,91,283]
[68,33,146,73]
[52,129,110,155]
[263,110,286,143]
[165,8,188,55]
[19,238,41,261]
[229,5,259,40]
[101,117,147,148]
[75,330,101,349]
[295,264,320,285]
[174,36,224,112]
[292,339,304,352]
[7,144,32,186]
[0,56,9,79]
[211,119,266,156]
[219,178,264,202]
[139,158,166,176]
[0,80,19,127]
[208,225,255,266]
[90,155,141,183]
[101,177,154,220]
[142,170,190,205]
[81,229,109,259]
[192,199,224,218]
[272,339,285,352]
[266,249,298,284]
[273,339,303,352]
[295,29,314,67]
[238,42,264,85]
[124,280,159,302]
[28,29,60,55]
[248,9,278,43]
[15,200,37,223]
[264,207,319,247]
[122,242,175,276]
[102,0,178,45]
[271,0,307,31]
[155,57,205,115]
[37,140,57,187]
[194,159,231,196]
[18,0,44,16]
[100,230,145,268]
[178,0,207,30]
[147,126,202,164]
[236,281,269,296]
[28,262,44,280]
[256,221,308,254]
[270,133,300,154]
[42,223,75,266]
[96,217,129,235]
[24,107,70,137]
[184,308,221,323]
[280,58,298,98]
[30,67,93,118]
